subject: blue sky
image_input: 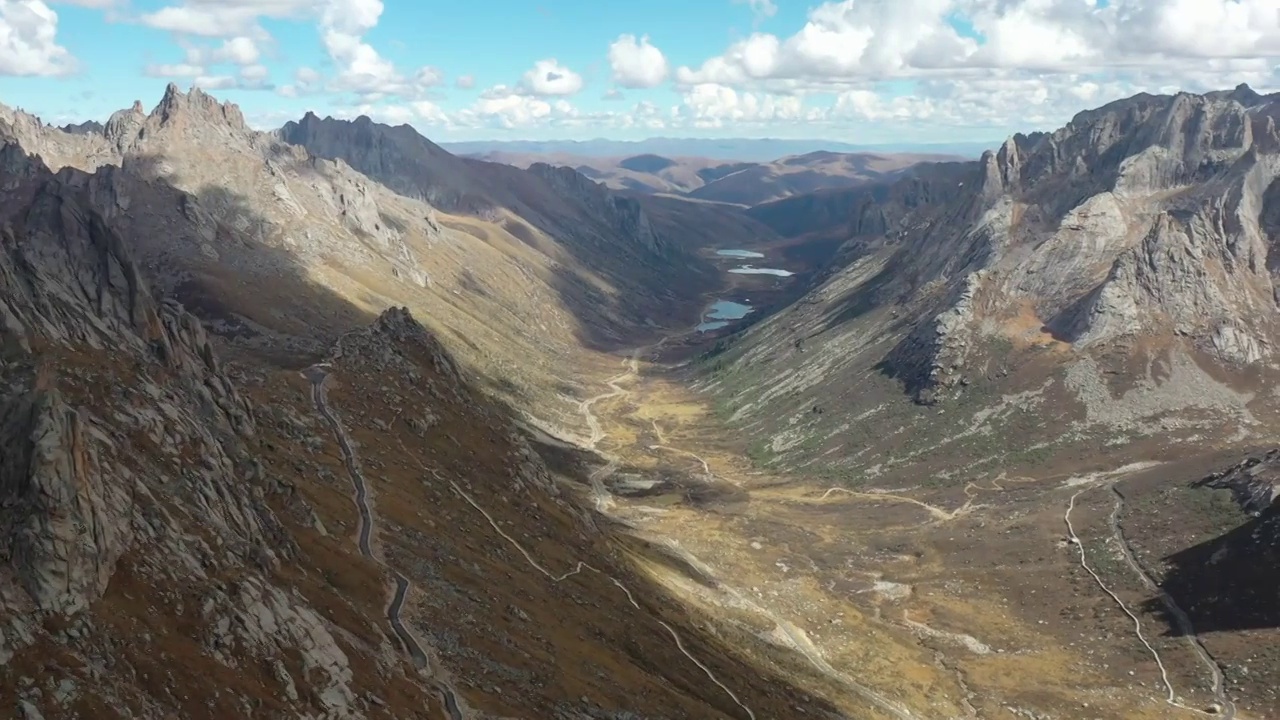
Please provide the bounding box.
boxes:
[2,0,1278,142]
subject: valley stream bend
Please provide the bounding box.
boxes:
[304,364,467,720]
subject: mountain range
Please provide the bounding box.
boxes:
[462,148,960,206]
[1,80,1279,719]
[443,136,997,162]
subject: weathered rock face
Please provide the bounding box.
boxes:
[707,86,1280,475]
[0,148,264,605]
[59,121,104,136]
[937,88,1280,385]
[278,112,493,214]
[0,146,374,716]
[1199,450,1280,514]
[0,388,133,615]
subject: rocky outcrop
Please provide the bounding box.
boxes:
[704,86,1280,477]
[59,121,104,136]
[0,146,265,609]
[202,577,359,716]
[1198,450,1280,514]
[0,141,365,713]
[803,87,1280,402]
[334,306,464,388]
[0,388,133,614]
[278,112,492,214]
[0,105,114,172]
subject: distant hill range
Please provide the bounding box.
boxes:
[466,148,963,206]
[443,137,997,162]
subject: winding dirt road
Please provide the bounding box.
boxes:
[1064,483,1232,718]
[304,364,467,720]
[816,486,972,522]
[577,345,660,512]
[389,431,758,720]
[573,337,932,718]
[1109,486,1236,719]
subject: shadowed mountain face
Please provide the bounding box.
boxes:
[618,153,677,173]
[0,87,834,719]
[276,111,786,352]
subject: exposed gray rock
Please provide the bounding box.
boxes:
[0,389,133,614]
[1199,449,1280,514]
[16,699,43,720]
[0,135,365,716]
[527,162,666,255]
[705,85,1280,477]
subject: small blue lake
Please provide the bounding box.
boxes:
[697,299,753,333]
[729,266,794,277]
[716,249,766,259]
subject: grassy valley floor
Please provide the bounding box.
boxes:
[561,315,1271,719]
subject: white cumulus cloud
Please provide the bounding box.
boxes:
[41,0,1280,142]
[608,34,668,89]
[518,58,584,96]
[680,0,1280,89]
[678,83,811,128]
[133,0,439,100]
[0,0,76,76]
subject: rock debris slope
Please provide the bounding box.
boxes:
[705,84,1280,476]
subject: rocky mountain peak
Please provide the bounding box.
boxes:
[103,101,146,150]
[147,82,249,134]
[1221,82,1264,106]
[527,161,602,194]
[0,104,47,143]
[723,84,1280,463]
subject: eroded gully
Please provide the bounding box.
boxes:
[304,364,467,720]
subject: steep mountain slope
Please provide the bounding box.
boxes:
[464,150,731,195]
[1,85,758,438]
[461,149,954,205]
[0,131,836,718]
[699,84,1280,480]
[658,84,1280,719]
[276,112,777,348]
[0,144,441,718]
